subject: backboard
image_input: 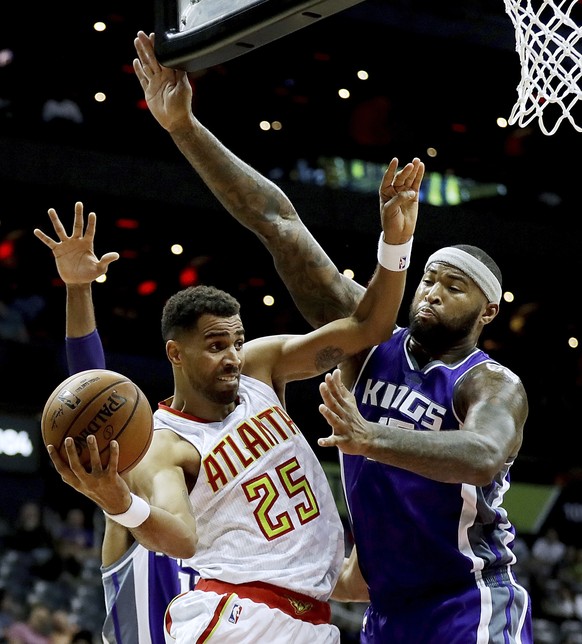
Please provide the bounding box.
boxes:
[154,0,366,73]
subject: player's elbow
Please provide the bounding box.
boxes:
[465,451,508,487]
[166,534,198,559]
[466,467,498,487]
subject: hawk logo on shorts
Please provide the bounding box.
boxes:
[286,597,313,616]
[228,603,242,624]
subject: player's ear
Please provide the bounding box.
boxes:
[482,302,499,325]
[166,339,181,364]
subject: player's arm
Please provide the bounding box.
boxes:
[123,430,199,557]
[331,546,369,602]
[245,157,423,385]
[64,288,106,373]
[34,202,118,373]
[133,30,362,329]
[48,431,199,559]
[318,364,528,486]
[35,203,134,566]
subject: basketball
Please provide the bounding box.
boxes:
[41,369,154,475]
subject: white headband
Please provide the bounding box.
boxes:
[424,247,502,304]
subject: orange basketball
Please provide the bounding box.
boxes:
[41,369,154,475]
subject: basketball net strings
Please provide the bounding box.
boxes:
[503,0,582,135]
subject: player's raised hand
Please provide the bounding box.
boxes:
[34,201,119,285]
[378,157,424,245]
[133,30,193,133]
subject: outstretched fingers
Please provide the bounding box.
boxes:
[33,227,57,249]
[318,370,350,447]
[33,207,69,247]
[134,31,159,78]
[409,158,425,194]
[98,251,120,271]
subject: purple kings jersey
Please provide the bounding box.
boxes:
[342,327,519,610]
[101,542,199,644]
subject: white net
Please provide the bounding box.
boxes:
[503,0,582,135]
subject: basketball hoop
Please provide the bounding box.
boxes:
[503,0,582,135]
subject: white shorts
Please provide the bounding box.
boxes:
[164,581,341,644]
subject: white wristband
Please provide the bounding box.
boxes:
[377,234,413,271]
[104,493,151,528]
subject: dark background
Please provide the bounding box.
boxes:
[1,0,581,519]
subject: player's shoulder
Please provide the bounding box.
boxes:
[134,426,198,470]
[470,359,523,385]
[459,359,527,403]
[242,334,294,382]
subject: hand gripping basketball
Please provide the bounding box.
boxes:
[42,369,153,475]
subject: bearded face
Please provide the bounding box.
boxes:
[186,367,240,406]
[408,299,483,354]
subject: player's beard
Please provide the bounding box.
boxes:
[207,386,239,405]
[408,302,481,354]
[187,371,240,406]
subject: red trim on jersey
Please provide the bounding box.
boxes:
[196,578,331,625]
[157,402,212,423]
[157,398,241,423]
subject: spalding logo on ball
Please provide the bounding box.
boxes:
[41,369,154,475]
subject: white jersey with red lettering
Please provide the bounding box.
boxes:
[153,374,344,601]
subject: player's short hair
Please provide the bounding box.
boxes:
[161,285,241,341]
[451,245,502,287]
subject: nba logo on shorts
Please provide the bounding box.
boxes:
[228,603,242,624]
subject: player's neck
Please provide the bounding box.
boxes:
[172,391,239,422]
[408,336,477,367]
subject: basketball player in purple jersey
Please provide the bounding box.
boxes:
[38,206,199,644]
[317,247,532,643]
[127,31,532,643]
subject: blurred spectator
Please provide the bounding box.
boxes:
[560,619,582,644]
[54,509,99,578]
[4,502,52,552]
[3,502,63,581]
[562,548,582,592]
[540,580,576,621]
[0,299,29,343]
[511,534,533,591]
[50,610,77,644]
[532,527,567,580]
[70,630,93,644]
[5,601,53,644]
[0,587,22,642]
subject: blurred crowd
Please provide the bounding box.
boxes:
[0,500,103,644]
[1,496,582,643]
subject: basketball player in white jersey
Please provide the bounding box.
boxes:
[36,151,424,643]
